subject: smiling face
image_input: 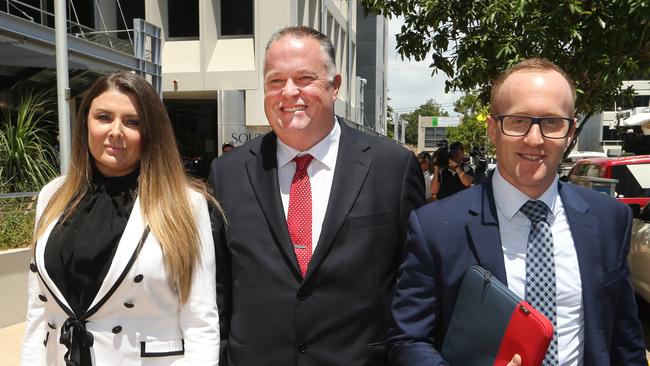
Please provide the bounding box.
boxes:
[87,89,142,177]
[487,70,575,198]
[263,35,341,151]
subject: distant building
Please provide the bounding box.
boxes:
[577,80,650,156]
[0,1,159,120]
[148,0,387,160]
[1,0,389,167]
[417,115,460,153]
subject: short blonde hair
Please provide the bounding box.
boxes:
[490,58,576,115]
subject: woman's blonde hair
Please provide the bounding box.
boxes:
[34,72,220,303]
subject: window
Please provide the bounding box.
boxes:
[116,0,145,40]
[165,99,218,179]
[220,0,253,37]
[424,127,446,148]
[168,0,199,38]
[634,95,650,108]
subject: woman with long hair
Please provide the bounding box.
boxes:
[21,72,220,365]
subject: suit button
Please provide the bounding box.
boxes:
[134,274,144,283]
[112,326,122,334]
[297,343,307,353]
[38,294,47,302]
[297,292,306,301]
[29,263,38,272]
[123,302,134,308]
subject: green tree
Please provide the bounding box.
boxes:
[446,93,493,156]
[361,0,650,151]
[400,99,448,145]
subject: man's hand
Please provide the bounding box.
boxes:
[506,354,522,366]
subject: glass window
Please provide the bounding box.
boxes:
[116,0,145,40]
[165,99,218,179]
[602,126,620,141]
[169,0,199,38]
[634,95,650,108]
[220,0,253,36]
[424,126,446,148]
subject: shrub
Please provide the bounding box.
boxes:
[0,90,58,193]
[0,209,34,250]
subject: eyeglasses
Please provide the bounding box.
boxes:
[494,115,574,139]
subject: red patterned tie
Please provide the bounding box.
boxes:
[287,154,314,277]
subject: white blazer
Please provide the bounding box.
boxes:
[21,177,220,366]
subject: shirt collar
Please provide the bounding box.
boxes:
[276,117,340,169]
[492,167,559,221]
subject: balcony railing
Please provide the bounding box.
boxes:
[0,0,139,57]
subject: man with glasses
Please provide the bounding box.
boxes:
[388,58,646,365]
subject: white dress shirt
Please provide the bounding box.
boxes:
[492,168,584,365]
[277,120,340,253]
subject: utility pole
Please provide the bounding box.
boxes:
[393,112,399,142]
[55,0,71,174]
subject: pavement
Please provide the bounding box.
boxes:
[0,322,23,366]
[1,321,649,365]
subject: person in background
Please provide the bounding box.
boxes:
[431,141,474,200]
[221,143,235,154]
[417,151,434,202]
[388,58,646,365]
[22,72,220,366]
[209,26,424,366]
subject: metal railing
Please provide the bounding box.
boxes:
[0,0,148,59]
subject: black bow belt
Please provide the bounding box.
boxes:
[60,317,94,366]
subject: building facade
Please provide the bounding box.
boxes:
[144,0,387,168]
[577,80,650,156]
[1,0,389,178]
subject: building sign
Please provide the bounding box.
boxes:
[222,125,271,146]
[418,115,460,127]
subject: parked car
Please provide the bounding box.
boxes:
[559,151,608,179]
[629,201,650,303]
[567,155,650,217]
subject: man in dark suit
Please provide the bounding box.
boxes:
[209,26,425,366]
[388,58,647,366]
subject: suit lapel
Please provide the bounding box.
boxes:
[559,182,602,363]
[87,197,146,310]
[306,120,371,279]
[245,133,301,277]
[466,175,508,284]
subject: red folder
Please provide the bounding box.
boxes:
[440,266,554,366]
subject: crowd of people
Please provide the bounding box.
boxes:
[21,25,646,366]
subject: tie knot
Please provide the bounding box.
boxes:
[293,154,314,174]
[519,200,550,223]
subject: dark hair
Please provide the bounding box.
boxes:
[490,58,576,115]
[417,151,431,162]
[435,147,451,168]
[222,143,235,149]
[265,26,336,79]
[74,71,182,180]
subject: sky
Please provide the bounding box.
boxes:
[387,18,464,116]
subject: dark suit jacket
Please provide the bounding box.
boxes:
[388,174,647,365]
[209,118,426,366]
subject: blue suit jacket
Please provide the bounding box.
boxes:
[388,176,646,365]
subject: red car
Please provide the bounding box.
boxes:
[567,155,650,217]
